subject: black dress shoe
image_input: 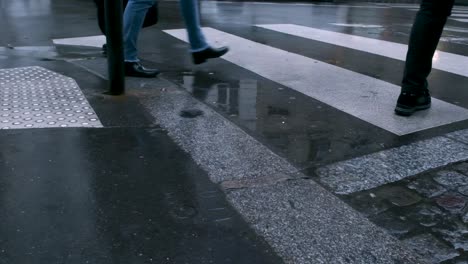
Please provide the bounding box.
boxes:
[124,62,160,78]
[395,90,431,116]
[102,44,107,55]
[192,46,229,65]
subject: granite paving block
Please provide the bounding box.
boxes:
[317,137,468,194]
[433,225,468,251]
[375,186,422,207]
[408,177,448,198]
[369,211,417,238]
[74,58,300,184]
[227,179,427,264]
[142,82,300,184]
[408,177,447,198]
[344,190,393,216]
[453,162,468,175]
[459,185,468,196]
[406,204,445,228]
[462,212,468,224]
[403,234,460,263]
[446,128,468,145]
[435,193,467,213]
[434,171,468,188]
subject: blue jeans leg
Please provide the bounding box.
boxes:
[124,0,155,62]
[179,0,209,52]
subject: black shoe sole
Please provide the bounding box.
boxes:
[192,48,229,65]
[395,104,431,116]
[193,57,206,65]
[124,71,160,78]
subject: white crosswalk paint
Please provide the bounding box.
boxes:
[53,35,106,48]
[444,27,468,33]
[453,18,468,22]
[256,24,468,78]
[164,27,468,136]
[452,14,468,17]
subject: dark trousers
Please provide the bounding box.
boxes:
[401,0,455,93]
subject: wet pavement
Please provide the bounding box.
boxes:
[343,163,468,262]
[0,127,281,264]
[2,0,468,263]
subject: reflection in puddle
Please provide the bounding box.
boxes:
[182,72,258,130]
[179,71,341,166]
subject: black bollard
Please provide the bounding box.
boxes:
[104,0,125,95]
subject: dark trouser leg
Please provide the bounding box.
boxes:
[401,0,454,93]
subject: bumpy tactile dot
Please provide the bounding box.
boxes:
[0,66,102,129]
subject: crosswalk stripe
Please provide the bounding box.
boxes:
[53,35,106,48]
[444,27,468,33]
[452,14,468,17]
[256,24,468,78]
[453,18,468,22]
[387,4,419,8]
[164,27,468,136]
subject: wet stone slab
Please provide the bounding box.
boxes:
[433,225,468,251]
[435,193,467,213]
[446,128,468,145]
[406,204,446,228]
[375,186,422,207]
[317,137,468,194]
[342,190,393,216]
[454,162,468,175]
[226,179,426,264]
[408,177,448,198]
[434,171,468,189]
[403,234,459,263]
[344,161,468,263]
[463,212,468,224]
[458,185,468,196]
[369,211,417,238]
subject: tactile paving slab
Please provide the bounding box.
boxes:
[0,66,102,129]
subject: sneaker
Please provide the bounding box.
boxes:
[394,90,431,116]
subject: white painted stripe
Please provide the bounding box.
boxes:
[164,27,468,136]
[452,14,468,17]
[444,27,468,33]
[453,18,468,22]
[202,0,389,8]
[401,6,468,10]
[53,35,106,48]
[388,5,419,8]
[331,23,383,28]
[257,24,468,78]
[311,4,389,8]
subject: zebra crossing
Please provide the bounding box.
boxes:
[402,4,468,23]
[163,25,468,136]
[161,23,468,194]
[53,19,468,193]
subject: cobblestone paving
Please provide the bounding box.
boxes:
[342,162,468,263]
